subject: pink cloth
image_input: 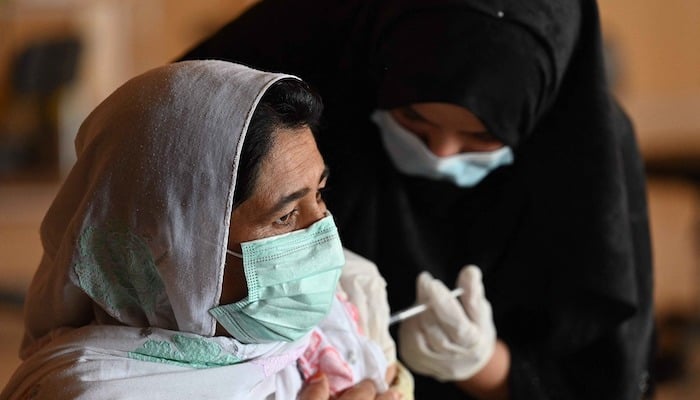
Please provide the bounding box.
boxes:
[298,294,387,396]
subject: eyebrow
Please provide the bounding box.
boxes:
[267,166,330,216]
[406,106,490,136]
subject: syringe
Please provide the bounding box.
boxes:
[388,287,464,325]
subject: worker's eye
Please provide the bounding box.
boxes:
[400,107,425,122]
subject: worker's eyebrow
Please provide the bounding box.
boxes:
[407,106,490,135]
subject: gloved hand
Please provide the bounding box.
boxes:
[339,249,397,364]
[398,265,496,382]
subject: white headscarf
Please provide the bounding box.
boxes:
[2,60,388,399]
[25,60,287,345]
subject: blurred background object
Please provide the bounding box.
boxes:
[0,36,81,178]
[0,0,698,397]
[599,2,700,396]
[0,0,257,179]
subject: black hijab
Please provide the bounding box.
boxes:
[181,1,655,399]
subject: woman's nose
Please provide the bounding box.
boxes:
[425,131,464,157]
[298,202,328,229]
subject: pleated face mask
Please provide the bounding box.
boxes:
[209,214,345,343]
[372,110,514,187]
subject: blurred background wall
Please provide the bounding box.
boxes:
[598,0,700,320]
[0,0,698,396]
[0,0,256,177]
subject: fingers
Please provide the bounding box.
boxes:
[385,363,398,386]
[338,379,401,400]
[457,265,484,303]
[416,271,478,344]
[376,388,402,400]
[336,379,377,399]
[399,267,498,382]
[298,373,330,400]
[299,375,399,400]
[457,265,493,329]
[417,272,465,321]
[415,272,434,304]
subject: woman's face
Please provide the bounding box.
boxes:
[390,102,505,156]
[220,126,329,307]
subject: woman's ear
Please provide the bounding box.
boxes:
[219,252,247,305]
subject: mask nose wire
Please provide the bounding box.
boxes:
[215,212,334,260]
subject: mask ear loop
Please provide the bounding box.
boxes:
[196,238,243,258]
[226,248,243,258]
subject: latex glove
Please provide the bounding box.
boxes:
[398,265,496,381]
[339,249,397,364]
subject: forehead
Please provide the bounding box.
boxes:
[251,127,324,198]
[409,102,485,130]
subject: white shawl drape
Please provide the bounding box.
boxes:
[1,61,387,400]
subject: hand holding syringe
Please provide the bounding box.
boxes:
[388,287,464,325]
[395,266,496,381]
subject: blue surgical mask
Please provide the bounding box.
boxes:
[371,110,514,187]
[209,214,345,343]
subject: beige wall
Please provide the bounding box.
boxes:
[599,0,700,95]
[599,0,700,161]
[1,0,255,173]
[120,0,258,78]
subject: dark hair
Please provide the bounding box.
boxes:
[233,78,323,207]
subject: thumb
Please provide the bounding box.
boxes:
[415,271,434,304]
[298,372,329,400]
[457,265,491,326]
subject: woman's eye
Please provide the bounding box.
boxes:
[316,187,327,202]
[394,110,430,135]
[470,132,498,142]
[275,210,298,226]
[401,108,424,121]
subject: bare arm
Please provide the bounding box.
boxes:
[456,339,510,400]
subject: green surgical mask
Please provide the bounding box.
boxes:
[209,214,345,343]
